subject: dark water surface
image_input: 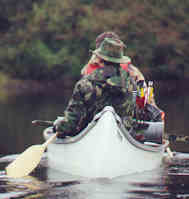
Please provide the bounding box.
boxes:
[0,81,189,199]
[1,155,189,199]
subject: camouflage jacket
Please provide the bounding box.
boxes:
[81,56,157,106]
[55,64,137,137]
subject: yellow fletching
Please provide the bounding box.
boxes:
[140,88,144,97]
[149,87,154,102]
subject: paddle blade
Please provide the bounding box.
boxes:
[6,145,45,178]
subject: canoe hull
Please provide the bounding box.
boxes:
[44,106,168,178]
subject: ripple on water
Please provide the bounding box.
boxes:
[0,152,189,199]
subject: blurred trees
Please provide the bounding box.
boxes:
[0,0,189,81]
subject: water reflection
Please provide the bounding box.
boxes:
[0,94,70,156]
[1,156,189,199]
[156,92,189,153]
[0,81,189,198]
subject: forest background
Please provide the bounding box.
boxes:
[0,0,189,96]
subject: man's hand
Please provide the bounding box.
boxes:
[53,117,67,138]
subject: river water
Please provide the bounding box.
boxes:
[0,80,189,199]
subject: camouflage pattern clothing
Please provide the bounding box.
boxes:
[82,54,158,108]
[55,64,137,138]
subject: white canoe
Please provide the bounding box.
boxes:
[43,106,169,178]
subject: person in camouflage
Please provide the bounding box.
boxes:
[82,32,143,80]
[81,31,164,122]
[81,31,154,105]
[53,38,137,138]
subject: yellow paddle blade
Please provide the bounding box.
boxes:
[5,133,57,178]
[6,145,45,178]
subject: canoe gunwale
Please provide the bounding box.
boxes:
[118,121,169,152]
[43,106,169,153]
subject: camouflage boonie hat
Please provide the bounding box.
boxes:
[93,38,129,64]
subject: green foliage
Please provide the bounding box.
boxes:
[0,0,189,81]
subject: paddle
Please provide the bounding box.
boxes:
[6,132,58,178]
[32,120,53,126]
[166,146,174,158]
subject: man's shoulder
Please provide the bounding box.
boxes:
[74,76,94,93]
[129,64,141,73]
[76,76,92,86]
[85,66,115,82]
[128,64,145,81]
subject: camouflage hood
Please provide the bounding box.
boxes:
[87,65,134,92]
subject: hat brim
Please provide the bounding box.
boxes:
[93,49,130,64]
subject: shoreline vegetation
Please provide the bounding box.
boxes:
[0,0,189,87]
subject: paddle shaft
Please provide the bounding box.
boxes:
[32,120,53,126]
[166,147,174,158]
[42,132,58,148]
